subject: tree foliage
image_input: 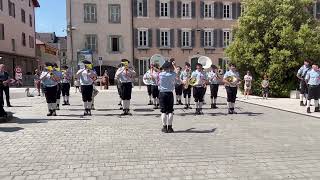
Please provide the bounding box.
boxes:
[226,0,320,97]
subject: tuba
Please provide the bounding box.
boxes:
[198,56,212,69]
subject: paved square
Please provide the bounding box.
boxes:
[0,88,320,180]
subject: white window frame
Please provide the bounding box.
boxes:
[85,34,97,51]
[181,1,191,19]
[181,29,191,47]
[137,0,144,17]
[160,0,170,18]
[223,2,232,20]
[204,2,214,19]
[160,29,170,47]
[138,28,149,47]
[109,4,121,23]
[84,3,97,23]
[204,29,214,47]
[223,29,231,47]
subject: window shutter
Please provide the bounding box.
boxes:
[134,29,138,47]
[148,29,153,47]
[316,2,320,19]
[155,0,159,17]
[218,29,223,48]
[237,3,241,18]
[170,29,175,48]
[170,0,175,18]
[177,1,181,18]
[191,1,196,18]
[143,0,148,17]
[214,2,218,18]
[232,3,237,19]
[119,36,124,52]
[200,1,204,18]
[133,0,137,17]
[107,36,110,52]
[213,29,218,47]
[191,30,195,47]
[216,2,223,19]
[177,29,181,47]
[156,29,160,47]
[200,30,204,47]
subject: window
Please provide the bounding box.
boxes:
[21,9,26,23]
[138,29,148,47]
[204,30,214,47]
[0,24,4,40]
[84,3,97,23]
[137,0,144,16]
[29,36,34,48]
[22,33,26,46]
[29,15,33,27]
[204,3,213,18]
[223,3,231,19]
[316,2,320,19]
[9,0,15,18]
[160,1,169,17]
[223,30,231,47]
[111,37,120,52]
[182,2,191,18]
[181,30,191,47]
[85,34,97,52]
[12,39,15,51]
[109,4,121,23]
[160,30,170,47]
[0,0,3,11]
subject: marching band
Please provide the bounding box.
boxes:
[6,54,315,132]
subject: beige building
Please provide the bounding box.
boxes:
[35,39,59,68]
[0,0,39,76]
[133,0,241,75]
[67,0,133,76]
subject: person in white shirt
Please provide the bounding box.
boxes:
[223,64,241,114]
[191,63,208,115]
[115,59,136,115]
[207,65,221,109]
[243,71,253,100]
[76,61,97,116]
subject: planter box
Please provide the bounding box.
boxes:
[290,90,300,99]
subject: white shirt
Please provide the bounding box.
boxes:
[77,69,96,85]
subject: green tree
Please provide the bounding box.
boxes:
[226,0,320,97]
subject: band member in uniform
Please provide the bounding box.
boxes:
[61,66,71,106]
[115,59,136,115]
[76,61,97,116]
[175,66,183,105]
[158,61,176,133]
[223,64,241,114]
[191,63,208,115]
[305,63,320,113]
[297,60,311,106]
[181,62,192,109]
[148,63,160,109]
[53,64,62,110]
[143,65,155,105]
[115,64,123,109]
[244,71,253,100]
[208,65,220,109]
[40,63,59,116]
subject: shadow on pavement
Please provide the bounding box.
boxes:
[133,108,155,112]
[8,117,90,124]
[7,106,32,108]
[237,111,263,116]
[174,128,216,134]
[0,127,24,132]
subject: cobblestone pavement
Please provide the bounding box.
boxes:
[0,88,320,180]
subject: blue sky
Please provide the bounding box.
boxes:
[35,0,67,36]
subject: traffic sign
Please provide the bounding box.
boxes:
[98,57,103,66]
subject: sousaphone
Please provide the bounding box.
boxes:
[143,54,166,85]
[197,56,212,69]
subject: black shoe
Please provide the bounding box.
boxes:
[307,107,311,114]
[118,102,122,106]
[52,110,57,116]
[62,101,67,106]
[56,104,60,110]
[228,109,233,114]
[120,106,123,110]
[167,125,174,133]
[148,101,153,105]
[67,101,70,105]
[213,103,218,109]
[175,102,179,105]
[232,110,238,114]
[199,109,204,115]
[84,109,88,116]
[188,104,192,109]
[179,101,183,105]
[91,105,95,110]
[210,104,214,109]
[300,101,305,106]
[184,105,188,109]
[7,104,12,107]
[87,109,92,116]
[153,106,158,109]
[195,108,199,115]
[315,107,319,112]
[47,110,53,116]
[161,125,168,133]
